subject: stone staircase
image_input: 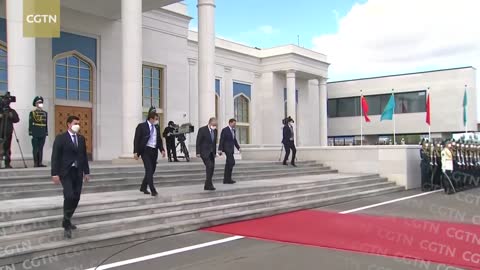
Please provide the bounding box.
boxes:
[0,160,404,266]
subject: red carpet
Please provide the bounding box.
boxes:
[204,210,480,269]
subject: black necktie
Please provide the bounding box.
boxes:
[72,134,78,148]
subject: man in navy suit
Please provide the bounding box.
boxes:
[134,111,166,196]
[51,115,90,239]
[218,118,240,184]
[282,116,297,167]
[196,117,218,190]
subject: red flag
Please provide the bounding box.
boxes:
[426,93,430,125]
[361,96,370,122]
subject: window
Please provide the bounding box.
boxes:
[142,66,162,109]
[215,94,219,120]
[234,95,249,144]
[327,97,360,117]
[395,91,426,114]
[55,55,92,101]
[0,46,7,95]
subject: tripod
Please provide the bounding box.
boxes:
[0,111,27,168]
[175,134,190,162]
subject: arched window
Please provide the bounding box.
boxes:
[215,94,220,120]
[55,54,92,101]
[234,94,250,144]
[0,46,7,95]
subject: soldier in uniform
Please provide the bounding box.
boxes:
[441,140,456,194]
[163,121,179,162]
[29,96,48,167]
[420,139,431,191]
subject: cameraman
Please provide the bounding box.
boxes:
[0,102,20,168]
[282,116,296,167]
[163,121,179,162]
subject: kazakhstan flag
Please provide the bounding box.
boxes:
[380,93,395,121]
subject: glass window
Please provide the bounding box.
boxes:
[327,99,337,117]
[142,65,162,109]
[55,54,92,101]
[234,95,250,144]
[395,91,426,114]
[0,47,7,95]
[328,97,360,117]
[237,126,249,145]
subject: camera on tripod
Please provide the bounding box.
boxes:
[171,123,194,162]
[0,92,16,112]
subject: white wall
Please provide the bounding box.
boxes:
[327,67,477,137]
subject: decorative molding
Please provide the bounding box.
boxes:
[224,66,232,73]
[188,58,197,65]
[254,72,262,78]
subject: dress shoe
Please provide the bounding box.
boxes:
[282,162,288,166]
[168,159,172,162]
[39,164,47,167]
[64,228,72,239]
[151,191,158,197]
[291,163,297,167]
[70,224,77,230]
[223,180,236,184]
[204,186,216,191]
[140,188,150,195]
[174,159,179,162]
[4,165,12,169]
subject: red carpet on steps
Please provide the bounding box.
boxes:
[204,210,480,270]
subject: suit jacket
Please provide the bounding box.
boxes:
[282,125,294,144]
[51,132,90,177]
[133,121,165,156]
[219,126,240,154]
[196,125,217,158]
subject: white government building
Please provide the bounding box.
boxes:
[0,0,477,162]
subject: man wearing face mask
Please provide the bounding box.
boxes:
[196,117,218,191]
[134,111,166,196]
[282,116,297,167]
[51,116,90,239]
[29,96,48,167]
[218,118,240,184]
[163,121,179,162]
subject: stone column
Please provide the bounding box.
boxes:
[7,0,36,161]
[319,77,328,146]
[251,72,262,144]
[308,79,320,145]
[121,0,143,157]
[197,0,216,126]
[286,70,296,141]
[224,66,233,122]
[188,58,198,146]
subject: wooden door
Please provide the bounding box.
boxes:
[55,105,93,160]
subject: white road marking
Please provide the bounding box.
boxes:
[89,190,441,269]
[86,236,244,270]
[339,190,442,214]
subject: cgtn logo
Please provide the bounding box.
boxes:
[25,14,57,24]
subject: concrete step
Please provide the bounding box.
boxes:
[0,177,387,235]
[0,168,337,200]
[0,184,403,266]
[0,174,380,222]
[0,160,317,178]
[0,162,325,184]
[0,181,396,249]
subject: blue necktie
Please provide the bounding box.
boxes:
[72,134,78,148]
[150,124,154,138]
[210,129,214,142]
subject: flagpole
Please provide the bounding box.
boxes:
[465,84,468,135]
[392,89,396,145]
[360,90,363,146]
[428,87,431,142]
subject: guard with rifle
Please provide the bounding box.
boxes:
[0,92,20,169]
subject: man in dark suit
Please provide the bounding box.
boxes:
[218,118,240,184]
[196,117,218,191]
[134,111,165,196]
[51,115,90,239]
[282,116,297,167]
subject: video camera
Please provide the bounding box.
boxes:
[0,92,16,112]
[282,116,294,125]
[172,123,195,142]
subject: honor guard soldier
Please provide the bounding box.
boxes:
[420,139,431,191]
[29,96,48,167]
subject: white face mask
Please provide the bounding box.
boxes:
[37,103,44,109]
[210,125,217,130]
[153,120,159,126]
[71,124,80,133]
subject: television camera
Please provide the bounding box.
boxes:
[0,92,27,168]
[171,123,194,162]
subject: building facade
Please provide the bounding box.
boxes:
[1,0,329,162]
[327,67,477,145]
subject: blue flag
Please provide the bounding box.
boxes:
[381,93,395,121]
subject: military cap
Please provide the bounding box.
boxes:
[33,96,44,106]
[168,121,175,126]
